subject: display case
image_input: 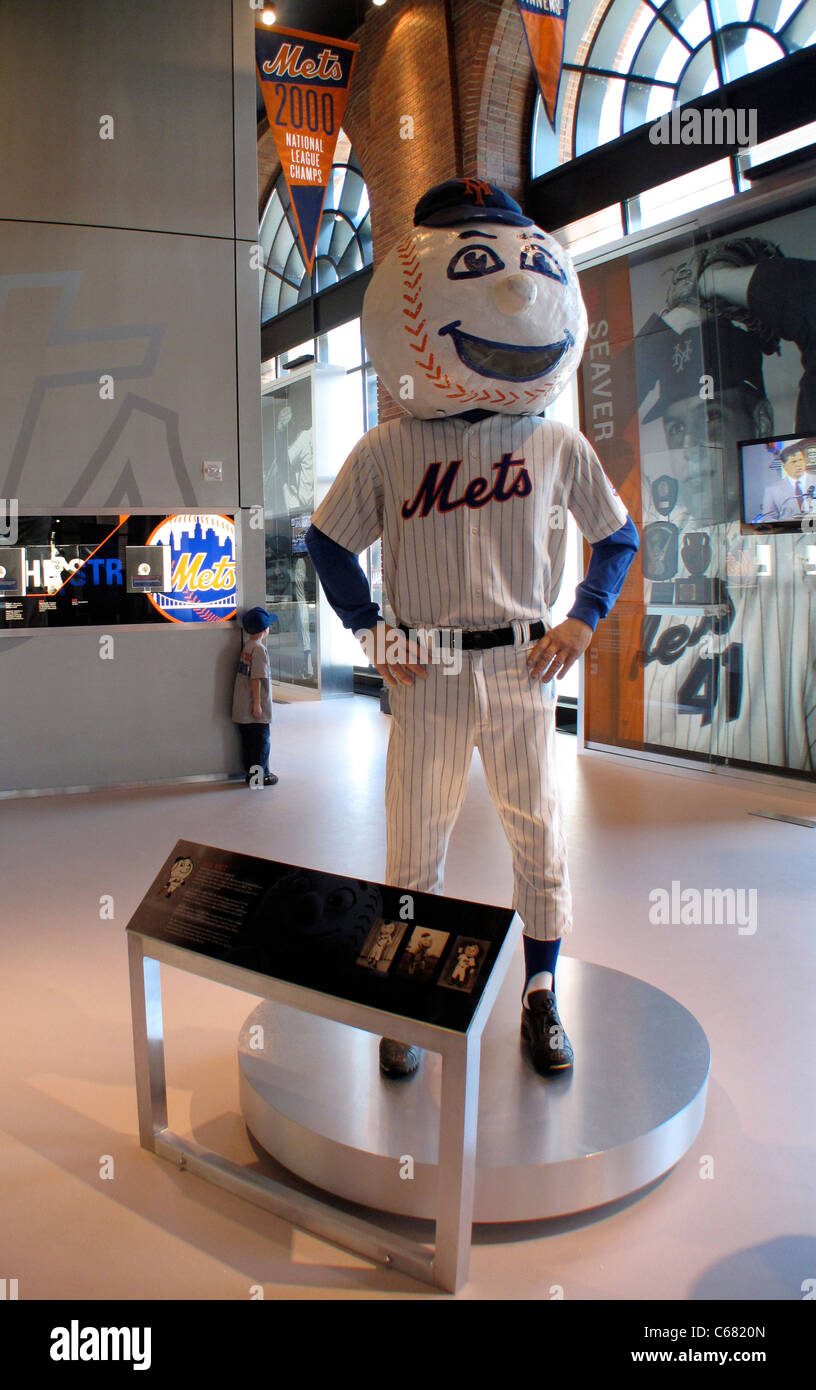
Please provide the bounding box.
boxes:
[0,512,236,629]
[574,174,816,781]
[261,363,360,699]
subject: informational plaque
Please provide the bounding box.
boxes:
[125,544,172,594]
[126,840,516,1032]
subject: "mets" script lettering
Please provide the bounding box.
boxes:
[401,454,532,519]
[263,45,343,81]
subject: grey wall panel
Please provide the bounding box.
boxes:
[0,0,235,237]
[235,507,268,613]
[0,220,240,510]
[236,240,264,505]
[233,0,263,245]
[0,0,266,793]
[0,625,241,792]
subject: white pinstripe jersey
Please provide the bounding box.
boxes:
[640,519,816,772]
[312,415,628,630]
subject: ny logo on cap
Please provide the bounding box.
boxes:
[458,177,493,206]
[672,338,694,373]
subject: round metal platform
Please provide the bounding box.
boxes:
[238,959,710,1222]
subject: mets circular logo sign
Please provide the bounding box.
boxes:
[145,513,236,624]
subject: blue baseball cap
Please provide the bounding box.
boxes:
[414,177,533,229]
[636,313,766,423]
[242,606,272,634]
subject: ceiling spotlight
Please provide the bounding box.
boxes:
[372,0,387,7]
[261,5,276,24]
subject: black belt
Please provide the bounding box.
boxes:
[399,620,546,651]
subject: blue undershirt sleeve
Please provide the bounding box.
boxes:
[304,524,382,632]
[567,515,639,632]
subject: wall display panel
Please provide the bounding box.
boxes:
[0,0,236,238]
[578,190,816,778]
[0,622,239,792]
[0,221,239,511]
[1,514,236,631]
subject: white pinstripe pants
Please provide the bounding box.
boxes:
[385,642,572,941]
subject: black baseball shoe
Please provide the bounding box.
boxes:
[521,989,574,1074]
[379,1038,422,1078]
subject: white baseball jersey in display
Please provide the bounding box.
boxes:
[313,413,629,940]
[639,517,816,772]
[313,415,627,628]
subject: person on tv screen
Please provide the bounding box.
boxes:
[759,441,816,522]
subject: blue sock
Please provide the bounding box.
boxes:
[523,936,561,1001]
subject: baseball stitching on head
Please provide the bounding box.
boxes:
[397,236,546,410]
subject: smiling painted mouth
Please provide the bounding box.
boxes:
[438,321,573,382]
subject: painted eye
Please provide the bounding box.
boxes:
[520,244,567,283]
[326,887,357,911]
[447,246,505,279]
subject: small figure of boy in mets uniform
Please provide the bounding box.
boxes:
[451,942,481,988]
[232,606,278,788]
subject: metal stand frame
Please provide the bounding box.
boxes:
[127,921,519,1293]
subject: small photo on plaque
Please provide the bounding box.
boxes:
[437,937,492,994]
[158,855,196,899]
[394,927,449,982]
[356,918,407,974]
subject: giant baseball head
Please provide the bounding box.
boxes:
[362,178,587,419]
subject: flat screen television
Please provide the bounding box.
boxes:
[738,434,816,534]
[290,512,311,554]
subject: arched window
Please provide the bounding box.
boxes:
[532,0,816,177]
[259,131,372,325]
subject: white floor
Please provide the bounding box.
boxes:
[1,694,814,1301]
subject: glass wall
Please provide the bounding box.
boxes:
[531,0,816,178]
[262,315,380,678]
[261,375,319,687]
[532,2,816,255]
[574,181,816,778]
[259,132,372,325]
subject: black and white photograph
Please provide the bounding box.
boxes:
[393,927,450,982]
[437,936,492,994]
[355,917,408,973]
[262,377,314,521]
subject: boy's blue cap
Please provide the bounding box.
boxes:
[242,606,272,634]
[414,178,533,229]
